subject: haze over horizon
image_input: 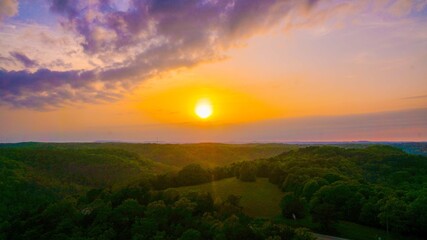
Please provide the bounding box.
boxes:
[1,0,427,142]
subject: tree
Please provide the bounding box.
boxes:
[179,229,201,240]
[311,203,338,231]
[378,197,409,234]
[177,164,211,186]
[222,215,256,239]
[218,195,243,217]
[293,228,316,240]
[280,193,306,219]
[309,182,360,220]
[171,197,197,227]
[112,199,144,239]
[408,194,427,236]
[359,198,380,227]
[268,165,287,185]
[282,174,304,193]
[238,162,257,182]
[302,179,321,200]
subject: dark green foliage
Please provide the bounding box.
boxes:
[179,228,201,240]
[302,178,324,200]
[281,174,305,193]
[0,142,292,168]
[238,161,257,182]
[2,185,314,240]
[311,203,338,231]
[407,192,427,235]
[280,193,306,219]
[176,164,211,186]
[358,197,381,227]
[250,221,315,240]
[0,142,288,221]
[2,143,427,239]
[269,146,427,237]
[268,164,288,185]
[293,228,317,240]
[310,181,363,221]
[378,196,409,234]
[0,155,57,221]
[151,164,216,190]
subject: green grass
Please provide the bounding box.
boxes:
[171,177,285,218]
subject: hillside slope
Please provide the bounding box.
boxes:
[0,142,294,220]
[171,178,285,218]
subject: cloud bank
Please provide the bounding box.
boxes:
[1,0,320,108]
[0,0,426,109]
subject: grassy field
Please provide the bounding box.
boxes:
[171,177,285,218]
[173,177,421,240]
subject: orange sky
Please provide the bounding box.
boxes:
[0,0,427,142]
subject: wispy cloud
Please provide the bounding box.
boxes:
[402,95,427,100]
[10,51,38,68]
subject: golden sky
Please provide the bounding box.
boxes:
[0,0,426,142]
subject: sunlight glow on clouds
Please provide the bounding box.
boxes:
[1,0,425,109]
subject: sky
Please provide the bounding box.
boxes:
[0,0,427,143]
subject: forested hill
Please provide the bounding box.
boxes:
[272,145,427,187]
[1,144,426,239]
[0,142,293,221]
[254,146,427,238]
[149,145,427,239]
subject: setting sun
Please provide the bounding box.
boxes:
[195,99,213,119]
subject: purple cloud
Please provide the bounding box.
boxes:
[2,0,321,109]
[0,68,128,109]
[10,52,38,68]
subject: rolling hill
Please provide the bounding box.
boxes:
[0,142,294,220]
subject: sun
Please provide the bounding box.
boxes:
[195,99,213,119]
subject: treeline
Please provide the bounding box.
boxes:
[1,184,315,240]
[150,161,262,189]
[0,142,293,168]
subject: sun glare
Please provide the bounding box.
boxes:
[195,99,213,119]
